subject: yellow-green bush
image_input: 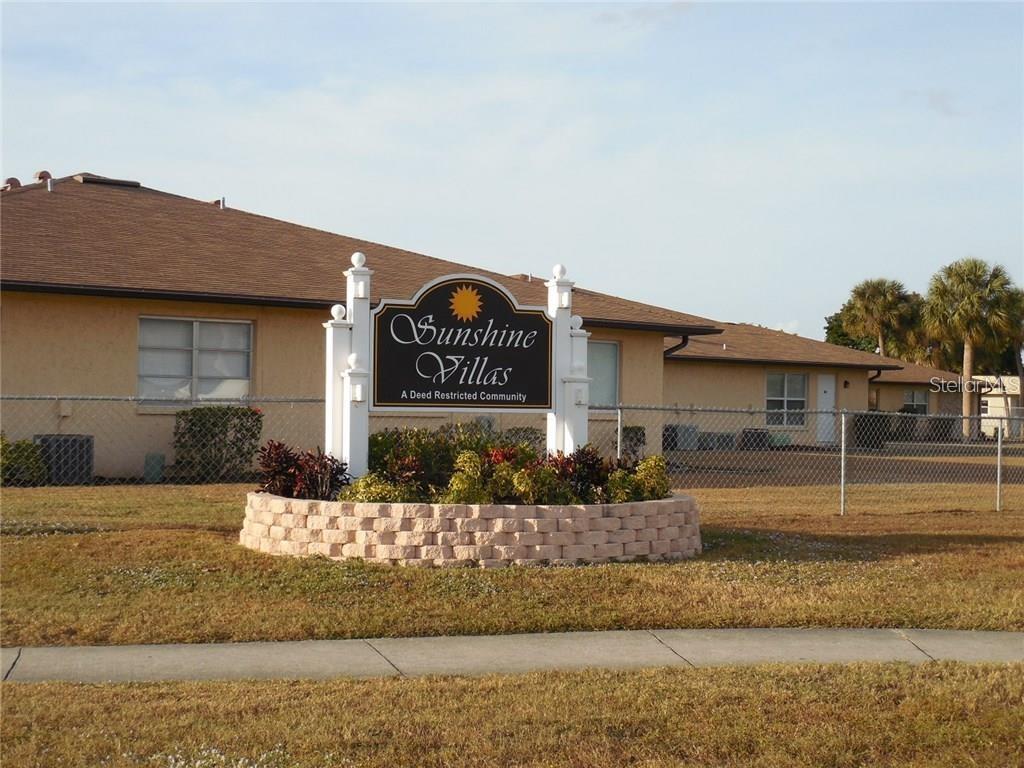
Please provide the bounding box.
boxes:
[341,472,418,503]
[635,455,671,500]
[0,433,49,487]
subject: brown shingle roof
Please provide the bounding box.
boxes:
[0,173,719,335]
[665,322,903,370]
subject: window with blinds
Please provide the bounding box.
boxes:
[138,317,252,401]
[903,388,928,415]
[766,373,807,426]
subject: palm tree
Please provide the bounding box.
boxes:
[924,259,1016,438]
[885,292,940,366]
[1006,288,1024,412]
[842,278,909,356]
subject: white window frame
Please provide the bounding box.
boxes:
[588,340,621,407]
[765,372,808,427]
[138,315,253,401]
[903,388,928,415]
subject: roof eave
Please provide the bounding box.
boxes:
[666,353,903,371]
[1,281,337,310]
[583,318,722,336]
[3,282,725,334]
[876,376,959,384]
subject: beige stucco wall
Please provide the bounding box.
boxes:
[1,291,327,478]
[1,291,670,477]
[663,360,870,412]
[587,327,665,406]
[2,293,665,403]
[1,291,325,397]
[660,359,871,447]
[585,328,666,456]
[872,383,962,415]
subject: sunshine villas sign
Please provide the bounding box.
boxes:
[324,254,589,475]
[372,276,553,410]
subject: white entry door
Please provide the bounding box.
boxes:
[816,374,836,443]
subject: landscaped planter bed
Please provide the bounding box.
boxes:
[240,493,701,567]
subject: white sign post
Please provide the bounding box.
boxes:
[325,256,588,477]
[323,252,372,477]
[545,264,590,453]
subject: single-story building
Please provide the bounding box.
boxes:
[661,319,920,445]
[2,170,956,475]
[974,375,1021,437]
[872,361,965,416]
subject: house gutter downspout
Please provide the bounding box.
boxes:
[663,336,690,357]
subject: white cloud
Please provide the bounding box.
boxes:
[2,2,1020,342]
[772,320,801,335]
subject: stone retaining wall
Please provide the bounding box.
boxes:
[240,493,701,567]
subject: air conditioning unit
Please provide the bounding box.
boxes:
[33,434,94,485]
[662,424,699,451]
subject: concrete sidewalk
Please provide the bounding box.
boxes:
[2,628,1021,683]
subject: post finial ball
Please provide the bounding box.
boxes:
[553,264,567,280]
[347,352,360,369]
[570,314,583,330]
[351,252,366,268]
[330,304,346,321]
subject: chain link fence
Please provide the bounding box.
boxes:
[590,405,1023,514]
[1,396,1020,514]
[0,396,546,486]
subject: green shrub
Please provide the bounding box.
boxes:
[0,433,49,487]
[369,422,498,498]
[511,464,576,505]
[606,468,644,503]
[173,406,263,482]
[621,425,647,459]
[488,461,519,504]
[256,440,350,500]
[501,426,545,453]
[546,446,610,504]
[341,472,417,503]
[357,425,673,505]
[634,455,671,500]
[438,451,493,505]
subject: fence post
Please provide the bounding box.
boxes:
[616,406,623,460]
[839,409,847,516]
[996,418,1003,512]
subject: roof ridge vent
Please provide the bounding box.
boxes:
[73,174,141,188]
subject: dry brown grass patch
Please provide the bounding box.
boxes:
[2,663,1022,767]
[2,483,1022,645]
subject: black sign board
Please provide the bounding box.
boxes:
[372,276,553,410]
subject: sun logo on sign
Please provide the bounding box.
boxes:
[449,285,483,322]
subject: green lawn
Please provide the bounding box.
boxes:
[1,483,1021,645]
[3,663,1022,767]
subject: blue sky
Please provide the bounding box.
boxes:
[3,2,1021,339]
